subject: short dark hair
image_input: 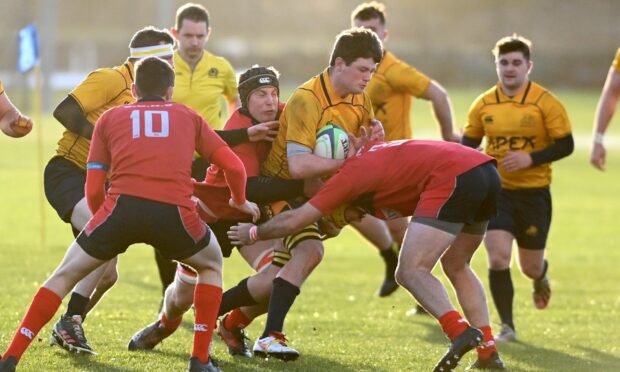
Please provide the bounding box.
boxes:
[175,3,209,30]
[493,34,532,61]
[329,28,383,67]
[134,57,175,98]
[351,1,386,25]
[129,26,174,50]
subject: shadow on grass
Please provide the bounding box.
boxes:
[498,341,620,371]
[406,316,620,371]
[215,353,389,372]
[47,348,135,372]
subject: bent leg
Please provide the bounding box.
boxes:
[484,230,516,330]
[2,242,105,364]
[395,221,457,318]
[441,232,489,328]
[178,237,223,365]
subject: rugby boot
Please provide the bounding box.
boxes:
[0,356,17,372]
[188,357,220,372]
[494,324,517,343]
[467,351,506,370]
[50,315,96,355]
[433,327,483,372]
[217,316,252,357]
[253,332,299,361]
[128,319,176,350]
[405,304,430,316]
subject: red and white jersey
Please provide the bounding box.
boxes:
[309,140,494,219]
[89,100,226,209]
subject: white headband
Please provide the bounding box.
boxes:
[129,44,174,59]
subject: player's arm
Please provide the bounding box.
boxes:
[591,67,620,170]
[53,95,94,139]
[246,176,304,203]
[84,121,109,214]
[287,143,344,179]
[0,89,33,138]
[228,203,323,245]
[461,97,486,149]
[216,120,279,146]
[421,81,460,142]
[530,134,574,165]
[461,135,482,149]
[85,163,107,214]
[209,146,260,221]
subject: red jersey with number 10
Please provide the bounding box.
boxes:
[89,100,227,209]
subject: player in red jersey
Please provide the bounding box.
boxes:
[229,138,506,370]
[0,57,258,372]
[126,66,312,359]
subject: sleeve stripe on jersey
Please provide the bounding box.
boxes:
[87,162,110,171]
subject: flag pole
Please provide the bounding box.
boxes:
[34,63,45,247]
[18,23,44,247]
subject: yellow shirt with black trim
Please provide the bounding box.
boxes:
[612,47,620,73]
[365,51,431,141]
[465,81,572,189]
[172,50,238,130]
[55,61,135,170]
[262,68,374,179]
[0,80,4,95]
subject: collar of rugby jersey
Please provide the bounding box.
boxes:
[495,80,532,104]
[123,60,136,84]
[320,67,358,105]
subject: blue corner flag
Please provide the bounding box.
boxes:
[17,24,39,73]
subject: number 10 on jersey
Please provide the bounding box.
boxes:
[131,110,170,138]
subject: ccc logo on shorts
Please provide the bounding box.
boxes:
[526,225,538,236]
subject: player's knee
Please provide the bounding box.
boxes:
[521,261,543,279]
[304,243,324,268]
[441,260,462,282]
[487,250,511,269]
[170,286,194,312]
[97,268,119,291]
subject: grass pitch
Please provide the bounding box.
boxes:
[0,88,619,371]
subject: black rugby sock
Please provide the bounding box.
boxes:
[261,277,300,338]
[380,242,399,280]
[154,250,177,295]
[218,277,257,316]
[65,292,90,319]
[489,268,515,330]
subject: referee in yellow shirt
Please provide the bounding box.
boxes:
[171,3,240,180]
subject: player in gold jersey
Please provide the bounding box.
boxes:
[0,80,33,138]
[350,2,461,301]
[226,28,383,360]
[43,27,176,355]
[171,3,241,181]
[591,47,620,170]
[462,35,573,346]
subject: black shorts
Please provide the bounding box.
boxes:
[191,157,210,182]
[77,194,210,261]
[208,219,237,258]
[487,187,551,250]
[436,161,501,224]
[44,157,85,223]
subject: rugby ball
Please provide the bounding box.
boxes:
[313,124,349,160]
